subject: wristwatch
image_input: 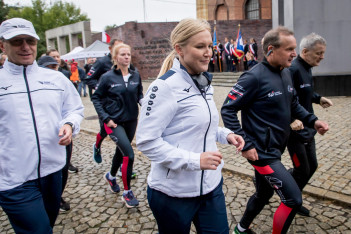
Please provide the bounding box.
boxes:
[65,122,74,131]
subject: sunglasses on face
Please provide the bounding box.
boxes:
[6,37,38,46]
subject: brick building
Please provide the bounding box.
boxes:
[197,0,272,21]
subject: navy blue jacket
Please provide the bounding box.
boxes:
[221,58,318,161]
[92,66,143,124]
[289,55,321,141]
[86,54,113,89]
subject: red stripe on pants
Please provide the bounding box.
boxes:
[104,123,113,135]
[122,156,129,190]
[292,153,300,168]
[96,133,103,148]
[252,165,274,175]
[273,202,293,234]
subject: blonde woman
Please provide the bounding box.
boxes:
[136,18,247,233]
[92,43,143,208]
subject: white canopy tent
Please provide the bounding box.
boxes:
[60,40,110,61]
[60,46,84,60]
[76,40,109,59]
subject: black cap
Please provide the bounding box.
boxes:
[38,56,58,67]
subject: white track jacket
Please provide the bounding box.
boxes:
[0,60,84,191]
[136,59,233,197]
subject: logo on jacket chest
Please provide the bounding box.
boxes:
[111,83,123,88]
[129,81,139,86]
[0,85,12,90]
[267,90,282,98]
[183,86,192,92]
[300,83,311,89]
[38,81,57,87]
[287,85,294,93]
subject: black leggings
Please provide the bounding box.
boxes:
[62,141,73,195]
[107,120,137,191]
[287,133,317,190]
[240,159,302,234]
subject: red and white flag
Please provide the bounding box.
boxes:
[102,31,111,43]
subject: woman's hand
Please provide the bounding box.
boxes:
[200,151,223,170]
[227,133,245,152]
[107,120,117,128]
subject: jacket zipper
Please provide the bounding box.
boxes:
[200,87,211,196]
[23,67,42,181]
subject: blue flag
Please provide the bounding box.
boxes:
[213,28,217,51]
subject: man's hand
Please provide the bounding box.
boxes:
[242,148,259,161]
[314,120,329,135]
[200,151,223,170]
[320,97,333,108]
[227,133,245,152]
[107,119,117,128]
[58,124,73,145]
[290,119,304,131]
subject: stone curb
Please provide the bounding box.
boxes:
[80,128,351,208]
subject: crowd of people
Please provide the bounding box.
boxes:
[209,36,258,73]
[0,17,333,234]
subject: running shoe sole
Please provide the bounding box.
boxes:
[121,196,139,208]
[103,174,120,193]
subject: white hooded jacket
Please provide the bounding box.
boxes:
[136,59,232,197]
[0,60,84,191]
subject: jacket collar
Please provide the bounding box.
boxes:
[173,58,213,84]
[3,60,39,75]
[112,64,135,76]
[262,57,284,74]
[297,55,313,71]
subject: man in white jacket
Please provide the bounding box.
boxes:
[0,18,84,233]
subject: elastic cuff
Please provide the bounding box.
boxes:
[104,118,111,124]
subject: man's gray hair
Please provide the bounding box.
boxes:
[300,33,326,51]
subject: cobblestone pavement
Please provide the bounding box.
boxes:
[1,132,351,233]
[1,82,350,233]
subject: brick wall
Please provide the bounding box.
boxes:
[92,19,271,79]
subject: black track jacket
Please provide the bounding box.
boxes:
[86,53,113,89]
[92,66,143,124]
[289,55,321,141]
[221,58,318,161]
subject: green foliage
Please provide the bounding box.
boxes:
[6,0,89,57]
[0,0,9,23]
[105,24,118,31]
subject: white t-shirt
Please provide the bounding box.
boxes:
[123,73,131,87]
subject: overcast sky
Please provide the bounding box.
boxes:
[5,0,197,32]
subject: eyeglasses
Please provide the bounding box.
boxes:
[5,37,37,46]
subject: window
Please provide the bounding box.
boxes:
[245,0,260,20]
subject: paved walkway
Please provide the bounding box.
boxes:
[1,82,350,233]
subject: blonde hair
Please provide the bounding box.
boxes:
[158,18,211,78]
[112,43,131,68]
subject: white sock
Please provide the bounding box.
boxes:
[108,172,115,180]
[237,224,246,232]
[123,190,130,195]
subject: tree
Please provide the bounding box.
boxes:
[6,0,89,57]
[0,0,9,23]
[105,24,118,31]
